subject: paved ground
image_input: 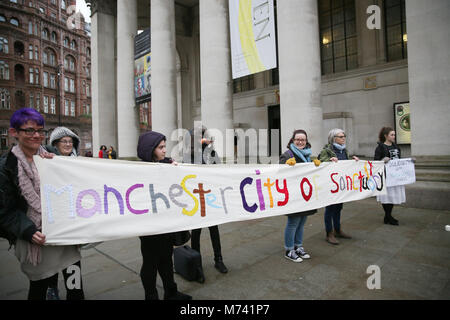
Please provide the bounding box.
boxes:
[1,198,449,300]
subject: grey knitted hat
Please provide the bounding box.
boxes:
[49,126,81,156]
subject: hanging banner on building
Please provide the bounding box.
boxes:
[229,0,277,79]
[35,157,386,245]
[135,28,151,104]
[394,102,411,144]
[385,158,416,187]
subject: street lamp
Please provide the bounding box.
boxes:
[56,63,63,126]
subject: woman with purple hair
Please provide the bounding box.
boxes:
[0,108,85,300]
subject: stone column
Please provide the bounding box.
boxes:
[117,0,139,159]
[199,0,234,161]
[406,0,450,156]
[277,0,323,155]
[90,0,117,156]
[151,0,178,152]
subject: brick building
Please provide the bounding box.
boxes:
[0,0,92,156]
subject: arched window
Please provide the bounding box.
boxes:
[61,0,66,10]
[10,18,20,27]
[70,40,76,50]
[14,41,24,57]
[86,47,90,57]
[51,31,57,43]
[42,28,49,39]
[0,88,11,110]
[0,61,10,80]
[64,55,76,71]
[44,48,57,66]
[64,37,69,47]
[0,15,6,23]
[0,37,8,54]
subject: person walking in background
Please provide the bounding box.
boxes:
[280,129,320,262]
[98,145,107,158]
[374,127,405,226]
[108,146,117,159]
[319,128,359,245]
[0,108,84,300]
[189,128,228,283]
[137,131,192,300]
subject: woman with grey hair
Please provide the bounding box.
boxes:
[318,128,359,245]
[47,127,80,157]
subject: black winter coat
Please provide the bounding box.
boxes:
[0,150,38,246]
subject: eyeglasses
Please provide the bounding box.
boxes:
[335,135,346,138]
[18,128,47,136]
[59,139,73,145]
[294,139,307,142]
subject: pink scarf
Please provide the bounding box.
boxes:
[11,145,45,266]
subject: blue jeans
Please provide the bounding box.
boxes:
[324,203,343,233]
[284,215,307,250]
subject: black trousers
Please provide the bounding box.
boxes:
[27,261,84,300]
[139,234,177,300]
[191,225,223,261]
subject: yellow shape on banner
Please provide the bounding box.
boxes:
[238,0,265,74]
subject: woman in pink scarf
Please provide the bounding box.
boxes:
[0,108,84,300]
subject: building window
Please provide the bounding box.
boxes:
[42,28,49,39]
[384,0,407,61]
[50,97,56,114]
[34,46,39,60]
[70,78,75,93]
[29,92,34,108]
[319,0,358,75]
[50,74,56,89]
[86,83,90,97]
[0,16,6,23]
[43,95,49,113]
[64,77,69,91]
[10,18,20,27]
[70,40,76,50]
[43,72,49,87]
[36,93,40,111]
[233,75,255,93]
[64,99,69,116]
[28,21,33,34]
[35,68,39,84]
[1,128,8,151]
[0,61,9,80]
[64,55,75,71]
[70,100,75,116]
[61,0,66,10]
[29,68,34,84]
[51,31,57,43]
[29,44,33,59]
[64,37,69,47]
[0,89,10,109]
[0,37,8,54]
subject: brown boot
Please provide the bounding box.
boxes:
[335,229,352,239]
[326,231,339,245]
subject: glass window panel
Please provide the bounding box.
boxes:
[319,0,331,13]
[320,12,331,29]
[346,37,357,55]
[321,43,333,60]
[332,0,343,9]
[346,19,356,36]
[332,8,344,25]
[344,5,355,20]
[321,28,332,45]
[388,44,403,61]
[387,25,402,44]
[333,40,346,58]
[333,24,345,41]
[347,54,358,70]
[385,0,401,9]
[334,57,346,73]
[322,59,333,75]
[386,5,401,27]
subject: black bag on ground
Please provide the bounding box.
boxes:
[173,245,202,281]
[173,230,191,247]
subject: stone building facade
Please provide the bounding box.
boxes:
[0,0,92,155]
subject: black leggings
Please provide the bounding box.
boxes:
[191,225,223,261]
[27,261,85,300]
[382,204,394,217]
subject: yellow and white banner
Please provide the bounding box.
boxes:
[229,0,277,79]
[35,157,386,245]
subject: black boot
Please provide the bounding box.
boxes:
[164,291,192,300]
[214,257,228,274]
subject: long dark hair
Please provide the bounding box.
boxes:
[287,129,311,149]
[378,127,394,143]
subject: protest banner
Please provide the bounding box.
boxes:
[34,157,387,245]
[385,158,416,187]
